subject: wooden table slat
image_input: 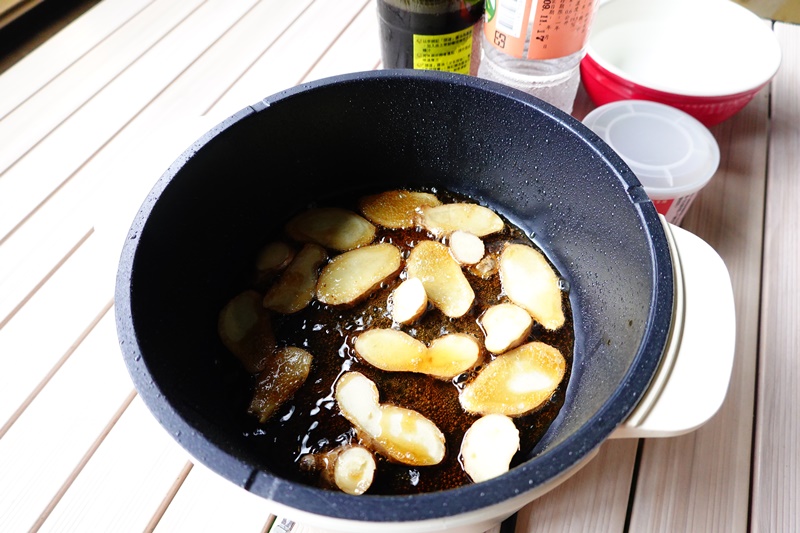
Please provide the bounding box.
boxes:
[302,1,381,84]
[207,0,371,118]
[752,20,800,533]
[36,396,189,532]
[0,311,133,531]
[0,0,154,118]
[0,225,92,325]
[154,463,274,533]
[0,229,117,427]
[0,0,257,241]
[0,0,206,176]
[515,439,638,533]
[149,0,314,119]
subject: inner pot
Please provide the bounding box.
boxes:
[115,70,673,524]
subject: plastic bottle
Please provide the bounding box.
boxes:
[477,0,598,113]
[377,0,485,75]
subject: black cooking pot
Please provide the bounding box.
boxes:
[115,70,673,529]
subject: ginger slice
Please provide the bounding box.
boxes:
[406,240,474,318]
[299,445,376,496]
[255,241,295,279]
[499,243,565,330]
[218,290,275,373]
[460,414,520,483]
[426,333,481,379]
[316,243,402,306]
[459,342,566,416]
[249,347,313,423]
[480,303,532,354]
[355,329,480,379]
[263,243,327,314]
[359,189,441,229]
[448,230,485,265]
[286,207,376,252]
[354,328,427,373]
[335,372,446,466]
[331,446,377,496]
[416,203,504,238]
[390,277,428,324]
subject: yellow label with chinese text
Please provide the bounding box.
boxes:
[413,27,474,74]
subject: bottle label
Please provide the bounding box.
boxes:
[413,26,474,74]
[484,0,595,60]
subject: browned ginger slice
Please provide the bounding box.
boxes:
[255,241,295,280]
[499,243,565,330]
[316,243,402,306]
[467,252,499,279]
[355,328,480,379]
[263,243,327,314]
[416,202,504,238]
[459,341,566,416]
[359,189,441,229]
[335,372,446,466]
[217,290,276,373]
[249,347,313,423]
[406,240,474,318]
[286,207,376,251]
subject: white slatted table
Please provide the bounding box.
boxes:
[0,1,796,532]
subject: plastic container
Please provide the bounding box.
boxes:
[582,100,720,225]
[377,0,485,75]
[477,0,598,113]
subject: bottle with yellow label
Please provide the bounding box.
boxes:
[377,0,485,75]
[477,0,598,113]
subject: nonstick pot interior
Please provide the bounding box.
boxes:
[115,70,673,522]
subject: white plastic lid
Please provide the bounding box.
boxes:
[582,100,720,199]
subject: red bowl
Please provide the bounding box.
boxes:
[581,0,781,127]
[580,55,766,127]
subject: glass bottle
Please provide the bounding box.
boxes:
[377,0,486,75]
[477,0,598,113]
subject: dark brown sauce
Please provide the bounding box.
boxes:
[239,189,574,495]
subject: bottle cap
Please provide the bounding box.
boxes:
[582,100,719,200]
